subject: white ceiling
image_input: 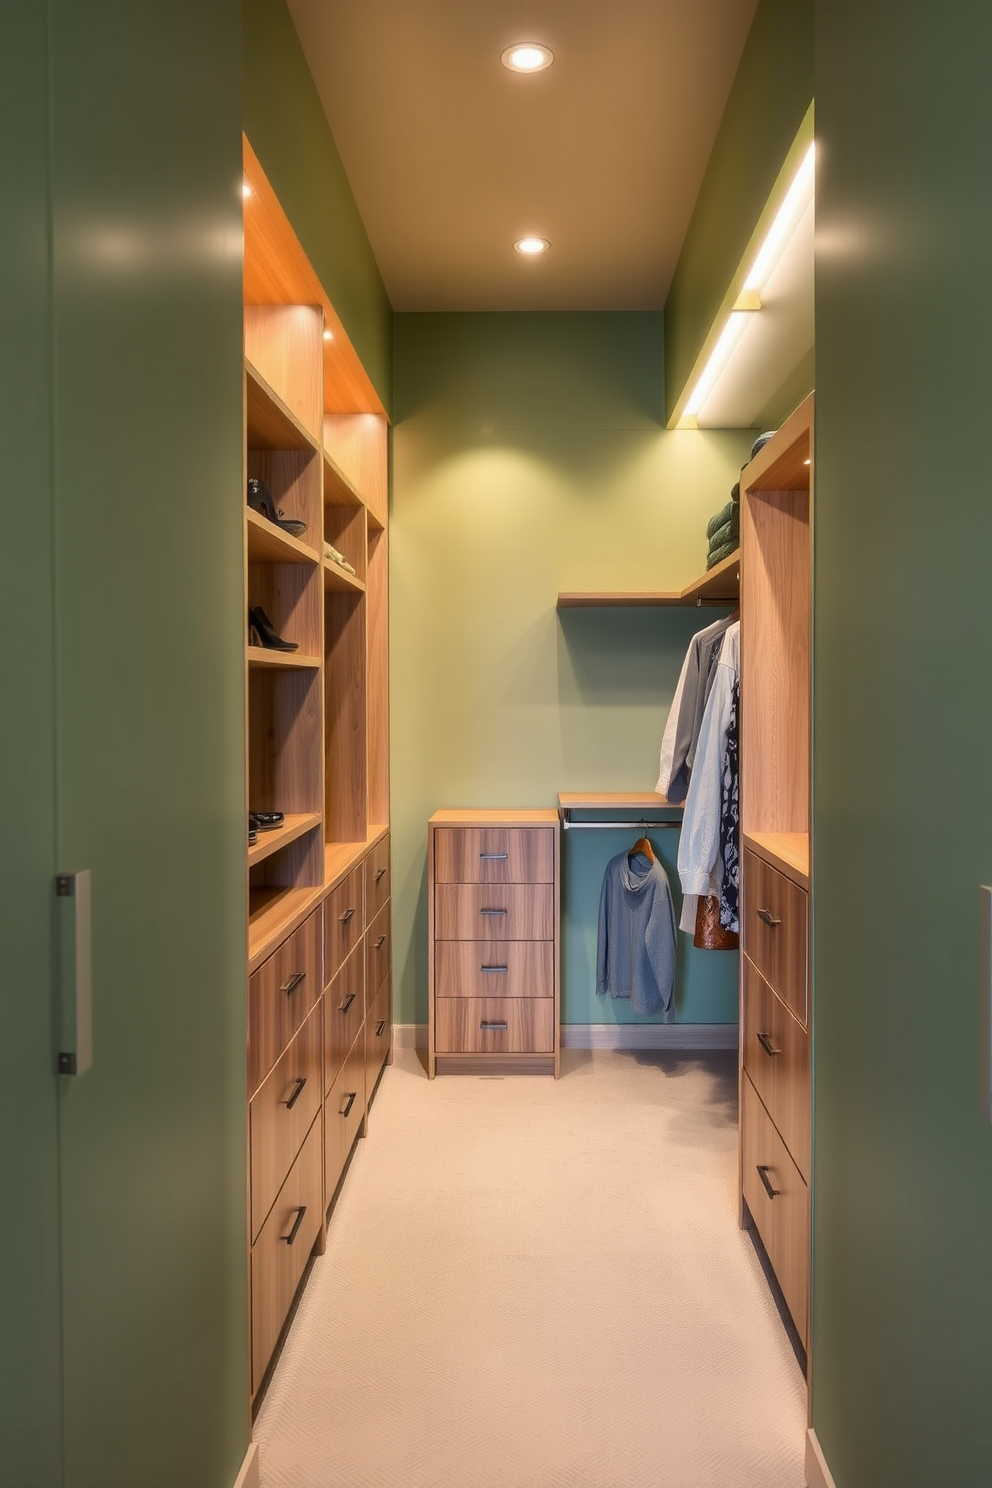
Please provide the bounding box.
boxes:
[286,0,760,312]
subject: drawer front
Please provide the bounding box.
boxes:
[325,1031,366,1204]
[323,946,364,1096]
[365,835,390,921]
[250,999,322,1242]
[742,851,808,1023]
[434,827,555,885]
[742,957,810,1180]
[435,996,555,1054]
[248,908,321,1094]
[324,865,365,981]
[250,1111,322,1394]
[741,1073,809,1348]
[434,882,554,942]
[366,974,391,1102]
[435,940,553,999]
[365,902,391,1006]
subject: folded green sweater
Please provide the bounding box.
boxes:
[706,537,738,570]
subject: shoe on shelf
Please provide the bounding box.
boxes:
[249,811,285,831]
[248,827,259,845]
[247,477,307,537]
[248,605,299,651]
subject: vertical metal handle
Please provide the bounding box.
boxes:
[341,1091,357,1118]
[281,1206,307,1245]
[375,1020,386,1037]
[756,1031,781,1057]
[283,1076,307,1110]
[57,870,92,1076]
[757,1165,780,1199]
[281,971,306,996]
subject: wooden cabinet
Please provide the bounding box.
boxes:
[250,999,323,1242]
[428,810,560,1077]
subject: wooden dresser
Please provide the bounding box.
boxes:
[428,809,560,1077]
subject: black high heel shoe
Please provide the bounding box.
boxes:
[247,477,307,537]
[248,605,299,651]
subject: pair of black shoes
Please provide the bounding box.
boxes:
[249,810,284,845]
[248,605,298,651]
[247,477,306,537]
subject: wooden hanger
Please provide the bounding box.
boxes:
[630,835,655,863]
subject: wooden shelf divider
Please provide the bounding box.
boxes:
[322,559,366,596]
[245,358,321,453]
[246,508,320,565]
[248,812,323,868]
[246,647,321,671]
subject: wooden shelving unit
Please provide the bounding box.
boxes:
[246,508,319,566]
[558,791,681,812]
[556,548,739,609]
[322,558,366,595]
[246,647,322,670]
[248,812,324,868]
[743,830,809,888]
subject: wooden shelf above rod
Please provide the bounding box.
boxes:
[557,549,739,609]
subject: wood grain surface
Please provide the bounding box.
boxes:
[741,851,808,1024]
[323,945,364,1096]
[741,1074,809,1349]
[248,908,321,1094]
[365,902,391,1004]
[364,832,390,922]
[433,827,555,884]
[434,883,554,941]
[250,999,322,1242]
[434,997,555,1054]
[324,864,365,981]
[434,941,553,1000]
[324,1031,366,1207]
[742,957,810,1181]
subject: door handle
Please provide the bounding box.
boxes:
[374,868,387,882]
[341,1091,357,1118]
[375,1020,386,1037]
[481,964,507,973]
[281,971,306,996]
[479,853,507,860]
[480,908,507,916]
[480,1021,508,1031]
[339,907,356,924]
[375,935,387,949]
[757,1165,780,1199]
[283,1076,307,1110]
[281,1206,307,1245]
[757,908,782,928]
[56,870,92,1076]
[339,992,356,1014]
[756,1031,781,1057]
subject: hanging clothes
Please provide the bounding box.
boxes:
[656,612,736,803]
[677,622,740,930]
[718,674,740,932]
[596,848,677,1019]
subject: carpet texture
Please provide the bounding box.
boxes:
[255,1049,807,1487]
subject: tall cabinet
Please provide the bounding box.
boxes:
[242,138,392,1403]
[738,394,813,1353]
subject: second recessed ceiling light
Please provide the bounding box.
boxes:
[514,237,550,255]
[501,43,554,73]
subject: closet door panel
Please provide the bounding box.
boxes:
[434,827,555,884]
[742,957,810,1181]
[741,1074,809,1348]
[323,947,364,1096]
[250,998,322,1242]
[248,908,321,1094]
[435,883,554,942]
[741,851,807,1023]
[435,997,555,1054]
[435,941,553,999]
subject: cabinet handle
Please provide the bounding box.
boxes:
[283,1076,307,1110]
[757,908,782,928]
[480,1020,508,1031]
[480,908,507,916]
[375,935,387,949]
[757,1165,780,1199]
[479,853,508,860]
[339,992,356,1015]
[340,907,356,924]
[341,1091,357,1118]
[481,964,508,973]
[756,1030,781,1058]
[281,971,306,997]
[281,1205,307,1245]
[375,1019,386,1037]
[374,868,387,882]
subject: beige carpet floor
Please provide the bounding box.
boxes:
[254,1048,807,1488]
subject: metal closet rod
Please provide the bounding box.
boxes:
[561,816,682,832]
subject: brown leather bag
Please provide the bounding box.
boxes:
[693,894,739,951]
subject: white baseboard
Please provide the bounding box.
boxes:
[806,1430,837,1488]
[232,1442,259,1488]
[393,1023,738,1052]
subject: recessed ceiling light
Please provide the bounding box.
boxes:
[323,329,334,341]
[514,236,550,256]
[501,43,554,73]
[241,181,252,199]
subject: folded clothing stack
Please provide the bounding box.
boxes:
[324,540,356,575]
[705,482,740,570]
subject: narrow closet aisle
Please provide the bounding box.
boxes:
[254,1051,806,1488]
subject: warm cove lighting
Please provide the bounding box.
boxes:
[738,141,815,303]
[514,236,550,256]
[501,43,553,72]
[682,313,751,420]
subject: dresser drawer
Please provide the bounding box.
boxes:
[248,908,321,1094]
[325,1031,366,1204]
[323,946,364,1096]
[250,1111,322,1395]
[365,902,391,1003]
[435,996,555,1054]
[741,1073,809,1349]
[365,835,390,921]
[366,974,391,1104]
[434,882,554,941]
[435,940,553,999]
[434,827,555,884]
[742,957,810,1181]
[742,851,808,1023]
[250,999,322,1242]
[324,865,364,980]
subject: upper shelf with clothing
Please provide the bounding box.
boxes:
[556,548,739,609]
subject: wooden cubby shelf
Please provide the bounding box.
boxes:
[247,812,323,868]
[246,647,321,670]
[246,507,319,565]
[245,359,321,453]
[323,449,363,507]
[557,548,739,609]
[323,558,366,595]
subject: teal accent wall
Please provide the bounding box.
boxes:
[391,312,751,1029]
[243,0,393,412]
[812,3,992,1483]
[663,0,813,423]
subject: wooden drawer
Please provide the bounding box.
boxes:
[365,902,391,1005]
[325,1030,366,1204]
[742,957,810,1181]
[250,999,322,1242]
[435,940,553,999]
[365,834,390,922]
[434,882,554,941]
[435,996,555,1054]
[434,827,555,884]
[366,974,391,1104]
[324,865,364,981]
[248,908,321,1094]
[742,850,808,1023]
[323,946,364,1096]
[741,1073,809,1348]
[250,1111,322,1395]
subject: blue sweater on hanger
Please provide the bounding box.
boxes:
[596,849,677,1019]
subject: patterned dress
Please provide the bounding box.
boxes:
[719,675,740,932]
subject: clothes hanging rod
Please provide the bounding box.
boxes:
[561,816,682,831]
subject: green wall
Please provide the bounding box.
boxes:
[663,0,813,423]
[391,312,751,1029]
[811,2,992,1483]
[243,0,393,411]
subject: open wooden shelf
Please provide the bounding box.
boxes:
[743,831,809,888]
[323,448,363,507]
[557,548,739,608]
[247,646,321,670]
[248,883,325,973]
[323,558,365,596]
[558,791,681,812]
[247,812,322,868]
[246,507,320,565]
[245,358,321,453]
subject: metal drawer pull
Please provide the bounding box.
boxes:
[339,907,356,924]
[375,935,387,949]
[283,1076,307,1110]
[480,1020,508,1031]
[375,1020,386,1037]
[756,1031,781,1058]
[757,908,782,928]
[341,1091,357,1118]
[339,992,356,1014]
[281,971,306,997]
[480,908,507,916]
[757,1165,780,1199]
[281,1205,307,1245]
[375,868,387,882]
[481,964,508,973]
[479,852,508,860]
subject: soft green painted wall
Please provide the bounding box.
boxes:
[243,0,393,412]
[391,312,751,1029]
[663,0,813,423]
[812,3,992,1484]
